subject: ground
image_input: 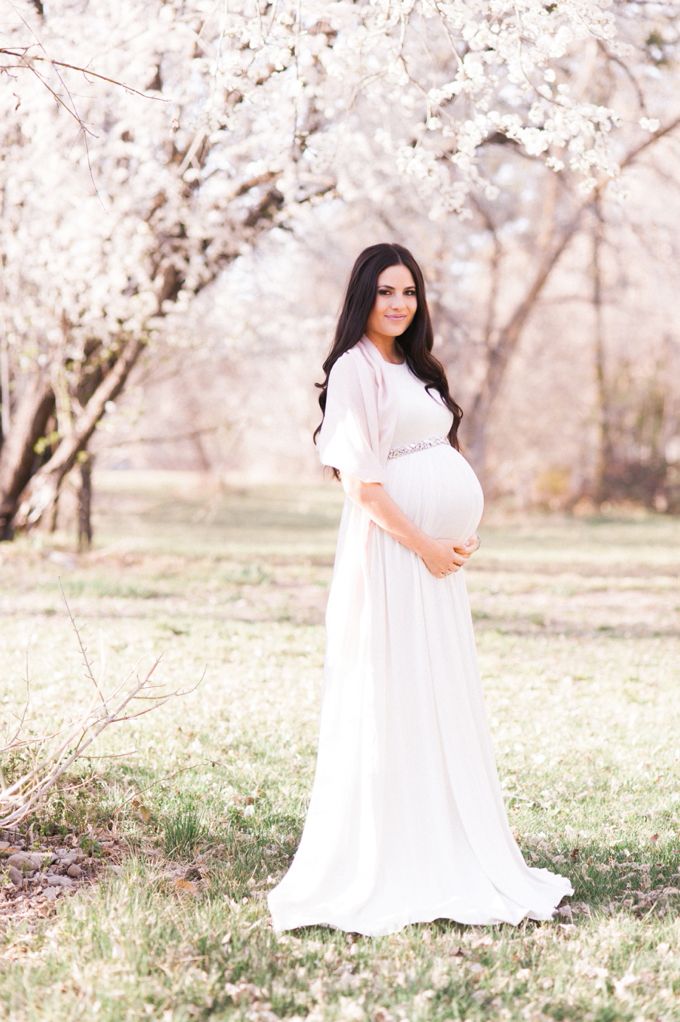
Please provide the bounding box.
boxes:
[0,470,677,1022]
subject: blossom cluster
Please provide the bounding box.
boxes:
[0,0,667,362]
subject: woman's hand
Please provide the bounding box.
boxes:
[456,532,480,557]
[419,532,481,578]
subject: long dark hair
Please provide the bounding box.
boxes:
[313,242,464,481]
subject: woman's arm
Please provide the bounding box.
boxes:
[341,475,477,575]
[342,475,429,555]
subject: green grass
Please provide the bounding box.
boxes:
[0,470,678,1022]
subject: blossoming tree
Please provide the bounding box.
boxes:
[0,0,675,539]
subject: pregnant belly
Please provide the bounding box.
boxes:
[384,444,484,545]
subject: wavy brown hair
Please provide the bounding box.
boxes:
[313,242,464,481]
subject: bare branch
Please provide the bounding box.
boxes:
[95,423,226,451]
[0,47,166,106]
[0,599,206,828]
[58,577,108,713]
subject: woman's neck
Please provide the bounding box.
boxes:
[364,331,404,364]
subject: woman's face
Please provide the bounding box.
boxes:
[366,264,418,338]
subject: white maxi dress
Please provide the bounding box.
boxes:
[267,334,573,936]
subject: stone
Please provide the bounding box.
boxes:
[32,851,56,866]
[7,852,39,872]
[8,866,23,887]
[46,874,74,887]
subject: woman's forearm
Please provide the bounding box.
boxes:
[341,475,431,557]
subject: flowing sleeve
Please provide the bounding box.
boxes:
[317,353,386,484]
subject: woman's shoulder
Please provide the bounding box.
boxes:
[328,345,364,382]
[336,345,363,366]
[325,345,378,409]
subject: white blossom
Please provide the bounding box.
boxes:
[0,0,669,373]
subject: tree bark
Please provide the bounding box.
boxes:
[590,196,610,505]
[0,374,55,540]
[78,452,93,551]
[13,336,145,531]
[465,206,586,478]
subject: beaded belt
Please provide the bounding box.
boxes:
[387,435,450,459]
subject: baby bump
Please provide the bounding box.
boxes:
[384,445,484,545]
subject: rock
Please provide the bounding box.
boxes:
[46,874,74,887]
[43,886,60,901]
[31,851,56,866]
[7,852,39,872]
[0,845,22,857]
[8,866,23,887]
[66,864,83,878]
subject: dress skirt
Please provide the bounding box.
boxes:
[267,357,574,936]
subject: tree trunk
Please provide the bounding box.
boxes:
[590,197,610,505]
[465,206,586,480]
[78,452,93,551]
[13,336,145,532]
[48,482,61,533]
[0,374,55,540]
[0,336,11,446]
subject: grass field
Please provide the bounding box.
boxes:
[0,470,678,1022]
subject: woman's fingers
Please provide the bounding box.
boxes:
[455,534,480,555]
[432,535,480,573]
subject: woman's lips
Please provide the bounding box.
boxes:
[386,315,406,320]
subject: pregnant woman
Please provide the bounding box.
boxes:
[267,242,573,936]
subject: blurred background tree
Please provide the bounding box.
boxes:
[1,0,678,549]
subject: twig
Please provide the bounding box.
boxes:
[0,47,166,103]
[58,578,108,713]
[0,603,206,827]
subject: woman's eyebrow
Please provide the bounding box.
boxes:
[378,284,416,289]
